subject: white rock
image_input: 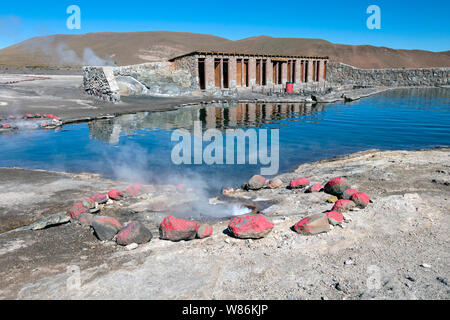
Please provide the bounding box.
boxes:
[420,263,431,268]
[125,243,139,251]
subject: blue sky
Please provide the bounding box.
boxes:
[0,0,449,51]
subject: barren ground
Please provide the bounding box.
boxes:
[0,148,448,300]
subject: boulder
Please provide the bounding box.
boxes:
[125,183,144,197]
[91,216,122,241]
[324,177,351,196]
[293,213,330,235]
[351,192,370,208]
[332,199,356,213]
[305,183,324,193]
[228,214,274,239]
[267,178,283,189]
[326,211,344,226]
[115,221,152,245]
[108,189,124,200]
[342,189,359,200]
[68,202,88,220]
[159,216,199,241]
[246,175,266,190]
[289,177,310,189]
[89,193,108,204]
[196,224,214,239]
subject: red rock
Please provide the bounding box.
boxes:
[115,221,152,245]
[91,216,122,241]
[228,214,274,239]
[294,213,330,235]
[68,202,88,219]
[125,183,144,196]
[267,178,283,189]
[159,216,199,241]
[247,175,266,190]
[351,192,370,208]
[326,211,344,225]
[89,193,108,204]
[324,177,351,196]
[332,199,356,213]
[342,188,359,200]
[289,177,310,189]
[305,183,324,193]
[108,189,124,200]
[2,124,11,128]
[196,224,213,239]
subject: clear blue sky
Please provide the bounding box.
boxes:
[0,0,449,51]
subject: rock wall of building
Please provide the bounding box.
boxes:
[82,66,120,102]
[327,62,450,87]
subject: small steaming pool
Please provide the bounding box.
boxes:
[0,88,449,195]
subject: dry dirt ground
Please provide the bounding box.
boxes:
[0,148,448,300]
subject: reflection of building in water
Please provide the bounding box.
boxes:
[88,103,326,144]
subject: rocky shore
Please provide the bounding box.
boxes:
[0,148,448,299]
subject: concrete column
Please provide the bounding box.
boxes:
[281,62,288,84]
[294,59,301,84]
[249,57,256,87]
[229,56,237,88]
[267,59,273,86]
[307,59,313,83]
[205,56,214,90]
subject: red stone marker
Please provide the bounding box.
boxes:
[247,175,266,190]
[196,224,214,239]
[115,221,152,245]
[267,178,283,189]
[305,183,324,193]
[324,177,351,196]
[289,177,310,189]
[351,192,370,208]
[228,214,274,239]
[342,188,359,200]
[332,199,356,213]
[89,193,108,204]
[294,213,330,235]
[159,216,200,241]
[68,202,88,219]
[326,211,344,225]
[108,189,124,200]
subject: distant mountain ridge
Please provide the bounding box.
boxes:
[0,31,449,69]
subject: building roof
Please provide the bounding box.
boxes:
[169,50,329,61]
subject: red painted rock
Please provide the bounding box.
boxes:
[246,175,266,190]
[324,177,351,196]
[196,224,214,239]
[305,183,324,193]
[82,198,96,209]
[228,214,274,239]
[2,124,11,128]
[159,216,199,241]
[78,214,95,226]
[294,213,330,235]
[332,199,356,213]
[326,211,344,226]
[89,193,108,204]
[342,188,359,200]
[108,189,124,200]
[91,216,122,241]
[68,202,88,219]
[267,178,283,189]
[125,183,144,196]
[289,177,310,189]
[115,221,152,245]
[351,192,370,208]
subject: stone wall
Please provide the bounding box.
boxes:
[82,66,120,103]
[83,62,197,102]
[327,62,450,87]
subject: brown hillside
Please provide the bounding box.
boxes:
[0,31,449,69]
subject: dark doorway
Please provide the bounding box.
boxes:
[304,61,309,83]
[256,59,261,85]
[292,60,296,83]
[262,60,267,85]
[223,59,229,88]
[244,59,249,87]
[198,58,205,90]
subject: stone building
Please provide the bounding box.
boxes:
[169,51,329,90]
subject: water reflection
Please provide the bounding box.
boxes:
[88,102,326,144]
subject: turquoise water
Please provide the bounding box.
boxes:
[0,87,449,194]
